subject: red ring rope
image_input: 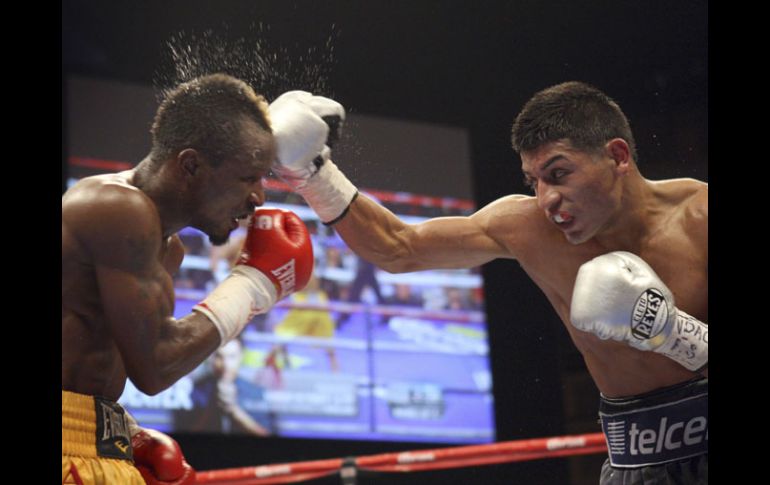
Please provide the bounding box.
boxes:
[196,432,607,484]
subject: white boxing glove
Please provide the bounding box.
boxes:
[570,251,708,372]
[268,91,357,224]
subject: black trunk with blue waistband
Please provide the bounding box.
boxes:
[599,378,708,469]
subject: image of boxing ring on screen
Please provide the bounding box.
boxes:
[115,182,496,444]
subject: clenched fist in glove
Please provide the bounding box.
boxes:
[570,251,707,372]
[132,429,196,485]
[194,208,313,345]
[268,91,358,224]
[124,411,196,485]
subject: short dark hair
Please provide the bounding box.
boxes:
[150,73,271,165]
[511,81,637,161]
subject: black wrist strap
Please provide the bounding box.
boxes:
[323,191,359,226]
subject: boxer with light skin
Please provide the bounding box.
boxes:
[62,74,314,485]
[267,82,707,483]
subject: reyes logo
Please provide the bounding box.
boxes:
[606,415,708,457]
[631,288,669,339]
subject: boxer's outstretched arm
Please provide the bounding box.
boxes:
[266,91,520,272]
[333,192,514,273]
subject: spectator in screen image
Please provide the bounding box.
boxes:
[336,254,384,328]
[178,337,272,436]
[444,287,473,311]
[319,245,345,301]
[386,283,423,308]
[381,282,423,326]
[266,274,339,373]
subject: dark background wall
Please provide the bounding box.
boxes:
[62,2,707,484]
[66,76,475,199]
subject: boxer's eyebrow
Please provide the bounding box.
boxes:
[523,155,566,178]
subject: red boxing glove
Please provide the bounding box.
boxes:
[132,429,196,485]
[238,208,314,299]
[194,208,314,345]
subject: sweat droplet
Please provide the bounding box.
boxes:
[154,23,341,102]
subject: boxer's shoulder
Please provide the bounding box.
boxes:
[478,194,557,244]
[63,175,162,261]
[65,172,147,203]
[650,178,707,239]
[461,194,558,263]
[651,178,707,209]
[475,194,541,227]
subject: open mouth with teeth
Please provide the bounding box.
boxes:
[552,211,574,226]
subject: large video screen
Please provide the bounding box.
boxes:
[137,182,491,443]
[66,73,493,444]
[68,160,494,444]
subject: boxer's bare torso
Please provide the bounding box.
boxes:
[490,180,707,397]
[332,141,706,398]
[63,172,189,400]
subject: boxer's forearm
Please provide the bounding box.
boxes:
[333,194,417,272]
[335,195,504,272]
[124,312,221,396]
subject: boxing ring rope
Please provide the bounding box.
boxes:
[196,432,607,484]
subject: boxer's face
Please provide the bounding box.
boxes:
[190,125,275,245]
[521,139,626,244]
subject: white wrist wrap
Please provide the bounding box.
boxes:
[296,159,358,224]
[193,266,278,345]
[655,309,708,372]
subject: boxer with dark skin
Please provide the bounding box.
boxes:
[61,120,270,400]
[62,74,313,485]
[267,82,708,483]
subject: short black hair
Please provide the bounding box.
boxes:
[511,81,637,161]
[151,73,271,165]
